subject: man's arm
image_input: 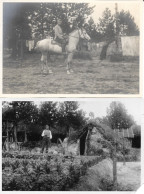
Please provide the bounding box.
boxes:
[41,130,45,137]
[50,131,52,139]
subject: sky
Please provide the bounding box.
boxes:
[78,99,141,125]
[33,98,141,125]
[89,2,140,28]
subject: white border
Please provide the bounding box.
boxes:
[0,0,143,97]
[0,97,143,193]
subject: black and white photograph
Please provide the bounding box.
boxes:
[2,99,141,191]
[2,1,142,95]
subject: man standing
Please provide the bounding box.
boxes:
[54,18,67,52]
[41,125,52,153]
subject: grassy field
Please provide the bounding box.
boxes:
[117,162,140,191]
[3,53,139,94]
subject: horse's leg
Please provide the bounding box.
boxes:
[67,53,74,74]
[66,55,70,74]
[46,53,53,74]
[40,54,45,74]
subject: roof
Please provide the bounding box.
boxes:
[113,128,134,139]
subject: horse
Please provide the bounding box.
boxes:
[35,28,91,75]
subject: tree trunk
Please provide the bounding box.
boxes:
[6,121,10,151]
[14,125,18,149]
[24,130,27,142]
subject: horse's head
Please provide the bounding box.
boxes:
[79,28,91,41]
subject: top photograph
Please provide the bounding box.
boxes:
[2,1,142,96]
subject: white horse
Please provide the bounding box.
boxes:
[35,28,91,75]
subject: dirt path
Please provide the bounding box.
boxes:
[3,54,139,94]
[117,162,141,191]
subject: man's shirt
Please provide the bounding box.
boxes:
[54,24,64,40]
[42,129,52,139]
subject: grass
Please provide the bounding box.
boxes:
[3,53,139,94]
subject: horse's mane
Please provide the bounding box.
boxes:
[69,28,79,36]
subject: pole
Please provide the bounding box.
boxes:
[113,128,117,190]
[113,145,117,190]
[123,129,126,165]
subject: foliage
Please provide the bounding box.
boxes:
[2,101,87,140]
[3,3,94,40]
[2,152,102,191]
[2,101,39,125]
[57,101,87,134]
[97,8,115,41]
[104,101,135,130]
[118,10,139,36]
[131,125,141,136]
[38,101,58,127]
[97,8,139,41]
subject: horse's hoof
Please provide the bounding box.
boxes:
[67,70,71,74]
[49,70,53,74]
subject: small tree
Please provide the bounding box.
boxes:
[105,101,135,130]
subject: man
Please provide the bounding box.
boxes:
[41,125,52,153]
[54,18,67,52]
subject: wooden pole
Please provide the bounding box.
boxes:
[113,128,118,190]
[113,144,117,190]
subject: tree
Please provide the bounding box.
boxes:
[97,8,139,41]
[118,10,139,36]
[57,101,86,135]
[2,101,39,144]
[105,101,135,130]
[38,101,58,127]
[28,3,95,37]
[97,8,115,41]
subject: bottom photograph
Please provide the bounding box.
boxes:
[2,99,141,191]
